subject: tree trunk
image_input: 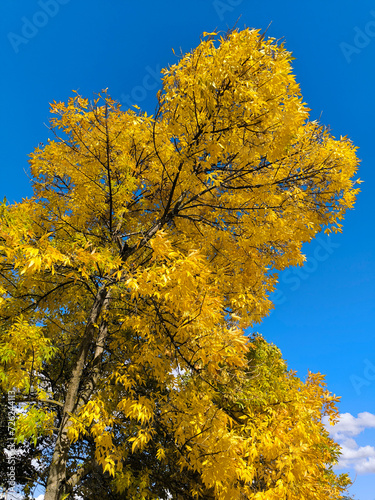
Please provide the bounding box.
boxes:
[44,286,109,500]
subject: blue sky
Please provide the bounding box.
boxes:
[1,1,374,498]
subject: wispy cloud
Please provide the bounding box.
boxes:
[323,412,375,474]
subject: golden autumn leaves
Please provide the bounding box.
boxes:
[0,28,359,499]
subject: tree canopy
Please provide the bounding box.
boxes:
[0,28,359,499]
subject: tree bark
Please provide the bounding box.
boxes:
[44,286,110,500]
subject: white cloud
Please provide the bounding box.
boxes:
[323,412,375,475]
[325,411,375,438]
[356,456,375,474]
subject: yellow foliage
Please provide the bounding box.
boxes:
[0,28,358,499]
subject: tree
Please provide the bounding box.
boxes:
[0,28,359,499]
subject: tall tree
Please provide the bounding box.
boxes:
[0,29,359,499]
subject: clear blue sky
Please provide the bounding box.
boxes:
[1,1,374,498]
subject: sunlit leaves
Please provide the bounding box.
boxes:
[15,406,55,446]
[0,27,359,500]
[0,317,56,392]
